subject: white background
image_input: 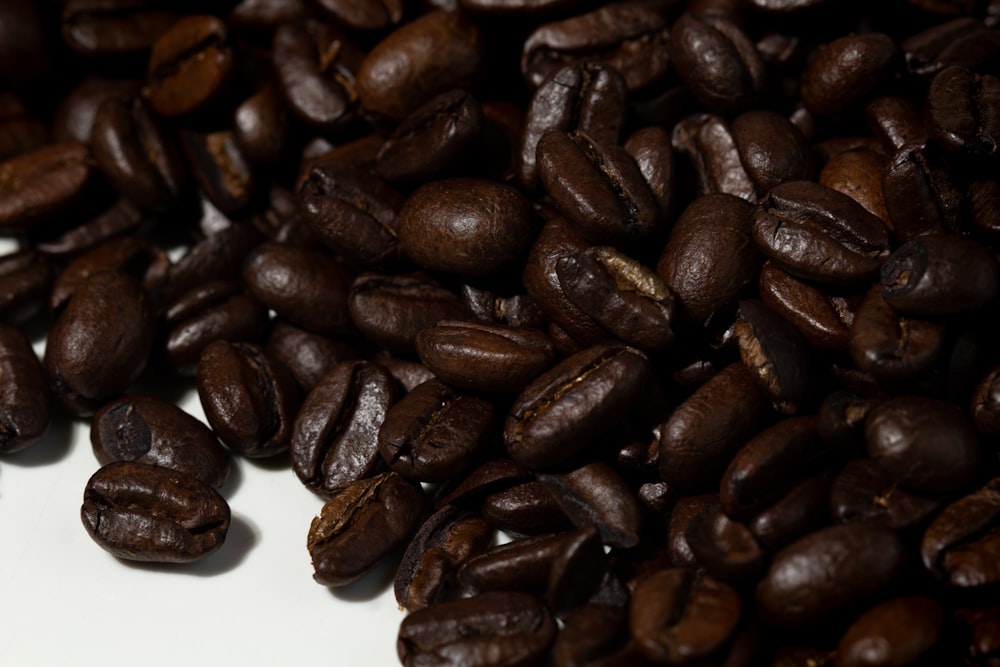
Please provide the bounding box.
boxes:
[0,247,401,667]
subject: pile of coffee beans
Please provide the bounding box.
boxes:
[2,0,1000,664]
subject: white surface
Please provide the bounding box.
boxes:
[0,291,403,666]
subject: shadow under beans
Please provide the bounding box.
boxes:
[328,551,401,603]
[119,512,260,578]
[2,410,75,467]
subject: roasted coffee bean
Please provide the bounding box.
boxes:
[61,0,179,59]
[865,96,927,152]
[538,129,659,246]
[518,63,628,193]
[313,0,403,31]
[685,504,766,582]
[732,110,814,193]
[162,281,269,375]
[272,20,363,135]
[505,344,650,469]
[91,394,230,488]
[830,458,942,533]
[480,478,574,536]
[552,604,628,667]
[0,325,49,453]
[882,141,965,242]
[752,181,892,286]
[670,12,766,115]
[555,247,675,351]
[349,272,469,354]
[81,461,230,563]
[242,242,353,338]
[229,0,308,32]
[880,232,1000,317]
[378,378,496,484]
[816,390,876,452]
[233,82,289,167]
[630,569,743,665]
[162,220,261,304]
[399,177,538,276]
[146,15,235,118]
[539,461,643,548]
[849,284,947,383]
[376,89,483,185]
[749,473,831,551]
[672,113,757,202]
[45,271,155,417]
[459,283,546,330]
[308,471,426,587]
[801,33,899,117]
[297,158,406,270]
[756,521,906,628]
[0,94,47,161]
[395,505,492,612]
[624,125,675,223]
[415,321,555,393]
[0,249,52,325]
[521,2,671,93]
[734,300,814,414]
[0,0,50,88]
[834,596,943,667]
[291,361,397,497]
[667,494,720,568]
[49,235,169,313]
[659,363,767,493]
[196,340,300,458]
[901,17,1000,79]
[265,321,357,394]
[928,65,1000,154]
[921,476,1000,588]
[356,10,485,121]
[90,95,186,211]
[817,148,892,226]
[657,194,759,329]
[396,591,556,667]
[53,77,141,145]
[0,141,93,231]
[954,605,1000,665]
[180,129,256,216]
[969,177,1000,237]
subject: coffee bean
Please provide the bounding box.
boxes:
[539,461,644,548]
[921,476,1000,588]
[61,0,178,59]
[308,471,426,587]
[0,141,94,231]
[817,148,892,226]
[146,15,235,118]
[882,141,965,242]
[685,504,766,582]
[801,33,899,117]
[265,321,357,394]
[0,249,52,325]
[672,113,757,202]
[81,461,230,563]
[0,325,49,453]
[835,597,943,667]
[313,0,403,31]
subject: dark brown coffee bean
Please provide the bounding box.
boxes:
[0,93,47,161]
[752,181,892,286]
[817,148,892,227]
[506,344,650,469]
[539,461,643,548]
[356,10,485,121]
[630,569,743,665]
[929,67,999,157]
[801,33,899,117]
[265,321,357,394]
[81,461,231,563]
[416,321,555,393]
[552,604,628,667]
[291,361,398,497]
[297,158,406,270]
[659,363,767,493]
[521,2,671,93]
[272,20,363,135]
[480,478,574,537]
[881,232,1000,317]
[969,177,1000,238]
[91,394,230,488]
[685,504,766,582]
[666,494,719,568]
[670,12,766,115]
[835,596,943,667]
[0,141,93,231]
[657,194,760,329]
[233,82,289,166]
[376,89,483,185]
[180,129,256,216]
[849,284,946,383]
[901,17,1000,79]
[973,364,1000,435]
[0,249,52,325]
[921,476,1000,588]
[313,0,402,31]
[518,62,628,194]
[555,247,675,351]
[395,505,492,612]
[865,96,927,152]
[349,272,469,354]
[399,177,538,276]
[732,110,814,192]
[162,221,261,304]
[379,378,496,484]
[61,0,178,59]
[882,141,965,242]
[537,129,659,246]
[756,522,906,628]
[0,325,49,453]
[830,459,942,533]
[672,113,757,202]
[308,471,426,587]
[624,125,675,223]
[0,0,50,88]
[242,242,353,338]
[45,271,155,417]
[734,300,815,414]
[396,591,556,667]
[954,605,1000,665]
[196,340,300,458]
[749,473,831,551]
[146,15,235,118]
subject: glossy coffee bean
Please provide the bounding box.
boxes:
[882,141,965,242]
[801,33,899,117]
[233,82,288,166]
[313,0,403,31]
[61,0,178,59]
[834,597,943,667]
[397,591,556,667]
[196,340,300,459]
[81,461,230,563]
[0,325,49,453]
[480,478,574,537]
[817,148,891,227]
[732,110,814,193]
[685,504,766,582]
[308,471,426,587]
[673,113,757,202]
[146,15,235,118]
[921,476,1000,588]
[734,299,814,414]
[927,66,1000,159]
[829,459,942,533]
[91,394,230,488]
[539,462,644,548]
[265,322,357,394]
[505,344,651,469]
[0,141,93,231]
